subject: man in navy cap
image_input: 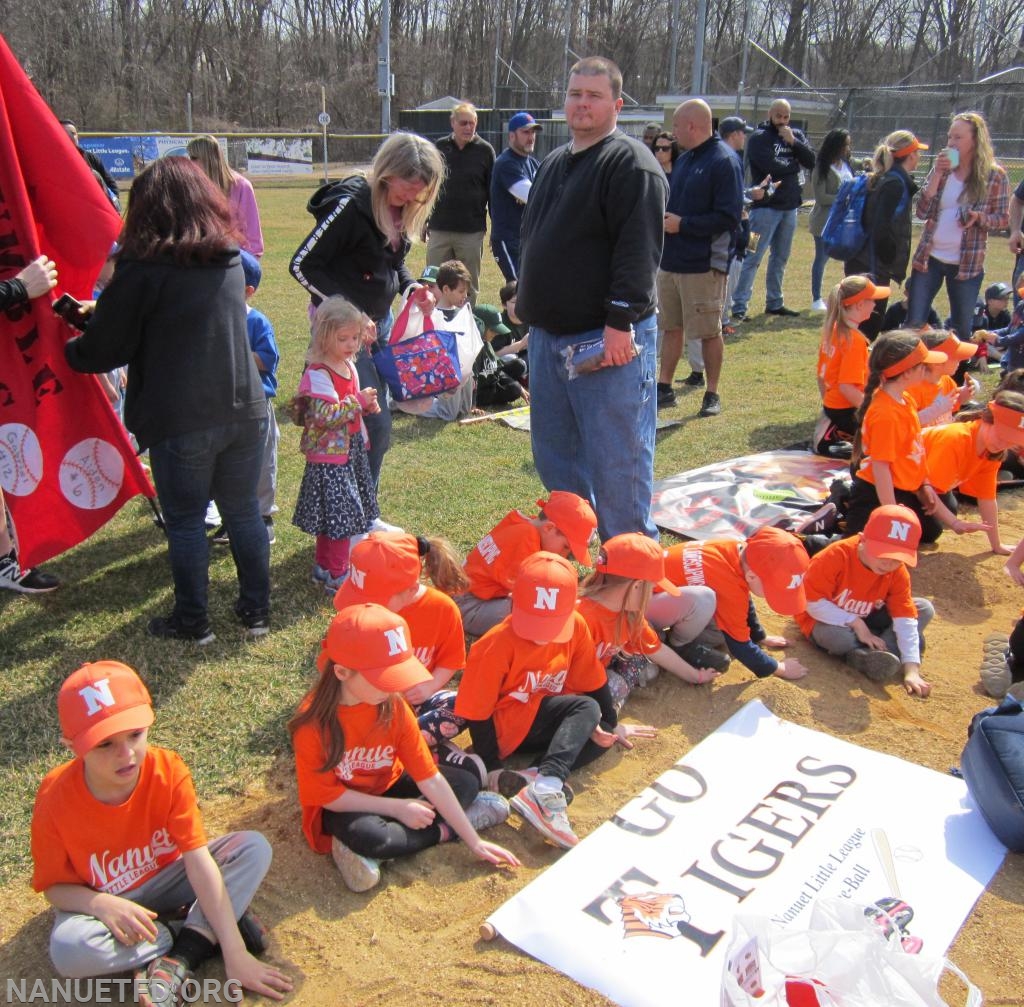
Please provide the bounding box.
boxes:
[489,112,542,281]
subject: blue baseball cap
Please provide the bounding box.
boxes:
[508,112,542,132]
[239,249,262,291]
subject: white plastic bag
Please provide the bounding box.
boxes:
[720,899,981,1007]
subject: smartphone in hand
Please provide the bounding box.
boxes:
[52,293,89,329]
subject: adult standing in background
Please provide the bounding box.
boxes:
[426,102,495,302]
[906,112,1008,341]
[290,133,445,487]
[188,134,264,258]
[517,56,668,541]
[489,111,542,281]
[60,120,120,209]
[1007,177,1024,302]
[730,98,815,320]
[717,116,755,341]
[642,122,662,152]
[808,128,853,312]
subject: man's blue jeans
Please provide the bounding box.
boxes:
[906,256,984,341]
[731,206,798,314]
[149,417,269,623]
[529,314,658,541]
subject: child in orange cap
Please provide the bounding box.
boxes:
[797,505,933,697]
[845,330,948,537]
[31,662,291,1002]
[289,604,519,892]
[921,390,1024,553]
[455,552,655,849]
[906,330,980,427]
[332,531,482,776]
[663,525,811,680]
[452,490,598,637]
[578,533,723,707]
[813,276,890,457]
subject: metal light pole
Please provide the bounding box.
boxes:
[668,0,681,93]
[378,0,392,134]
[691,0,707,94]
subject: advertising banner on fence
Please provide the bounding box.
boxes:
[488,700,1005,1007]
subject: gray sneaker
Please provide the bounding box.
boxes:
[464,792,510,832]
[330,836,381,892]
[846,647,901,682]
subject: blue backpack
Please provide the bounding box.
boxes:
[821,175,871,261]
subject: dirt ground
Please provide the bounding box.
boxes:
[3,500,1024,1006]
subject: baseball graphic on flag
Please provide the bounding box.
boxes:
[0,422,44,496]
[59,438,124,509]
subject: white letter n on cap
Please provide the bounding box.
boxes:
[534,586,558,611]
[79,678,115,717]
[888,520,911,542]
[383,626,408,656]
[788,573,804,589]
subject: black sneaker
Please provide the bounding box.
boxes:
[263,516,276,545]
[671,641,732,673]
[234,601,270,639]
[237,909,268,955]
[0,551,61,593]
[210,524,230,545]
[656,382,676,409]
[148,614,215,645]
[698,391,722,417]
[730,311,747,323]
[766,305,800,317]
[681,371,705,387]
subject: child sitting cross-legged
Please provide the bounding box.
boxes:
[31,662,291,1003]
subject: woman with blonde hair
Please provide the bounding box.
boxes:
[187,134,264,257]
[842,129,927,340]
[290,132,445,485]
[907,111,1009,343]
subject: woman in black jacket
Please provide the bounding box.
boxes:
[290,133,445,487]
[845,130,928,341]
[65,157,269,643]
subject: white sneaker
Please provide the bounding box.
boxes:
[331,836,381,892]
[811,298,828,312]
[464,792,510,832]
[204,501,221,528]
[510,782,578,848]
[370,517,404,533]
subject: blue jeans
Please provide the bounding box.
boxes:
[906,256,984,340]
[149,418,269,623]
[529,314,658,540]
[811,234,829,301]
[731,207,798,314]
[361,309,394,488]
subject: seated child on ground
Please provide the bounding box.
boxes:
[472,304,528,407]
[905,330,979,428]
[455,553,656,849]
[974,278,1024,375]
[452,491,597,637]
[965,280,1012,371]
[663,526,811,681]
[578,533,723,708]
[31,662,291,999]
[289,604,519,892]
[499,280,530,353]
[796,505,933,697]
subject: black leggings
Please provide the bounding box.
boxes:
[321,763,478,860]
[510,694,607,782]
[843,475,952,543]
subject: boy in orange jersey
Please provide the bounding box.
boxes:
[453,490,598,636]
[663,525,811,680]
[455,552,655,849]
[30,662,291,1003]
[796,504,933,697]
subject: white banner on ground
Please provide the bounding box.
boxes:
[488,700,1004,1007]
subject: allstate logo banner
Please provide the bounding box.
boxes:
[487,700,1004,1007]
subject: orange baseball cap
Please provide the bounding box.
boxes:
[511,552,579,643]
[861,504,921,567]
[317,604,432,691]
[538,491,597,566]
[743,526,809,615]
[595,533,680,595]
[882,340,947,378]
[333,532,421,610]
[990,400,1024,440]
[891,136,928,158]
[58,661,155,757]
[842,279,891,307]
[936,332,978,361]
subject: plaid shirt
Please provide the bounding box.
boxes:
[911,166,1009,280]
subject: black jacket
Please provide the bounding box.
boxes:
[64,250,265,450]
[517,132,668,333]
[847,165,917,282]
[745,120,815,211]
[290,175,413,321]
[430,134,495,233]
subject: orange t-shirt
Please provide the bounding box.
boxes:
[856,390,927,491]
[818,326,869,410]
[454,612,603,757]
[906,374,959,426]
[292,698,438,854]
[31,747,207,896]
[922,419,998,499]
[577,597,661,667]
[664,540,752,642]
[796,536,916,637]
[463,511,541,600]
[400,586,466,671]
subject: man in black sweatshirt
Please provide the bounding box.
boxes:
[730,99,815,320]
[517,56,668,542]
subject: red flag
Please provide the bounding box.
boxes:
[0,34,153,568]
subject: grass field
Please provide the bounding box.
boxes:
[0,179,1016,885]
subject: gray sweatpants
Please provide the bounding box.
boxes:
[453,592,512,638]
[809,599,935,660]
[645,586,717,647]
[49,831,271,978]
